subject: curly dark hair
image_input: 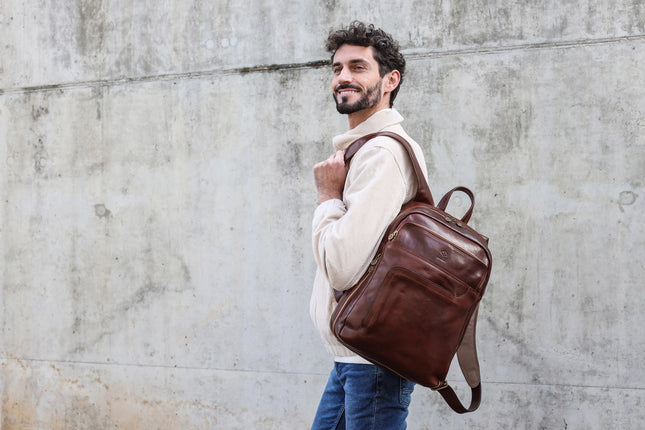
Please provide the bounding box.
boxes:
[326,21,406,106]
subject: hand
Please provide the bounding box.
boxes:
[313,150,348,204]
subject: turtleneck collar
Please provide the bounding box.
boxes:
[332,108,404,152]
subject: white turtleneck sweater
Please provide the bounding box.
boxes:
[310,108,429,361]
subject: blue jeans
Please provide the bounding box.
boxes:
[311,362,415,430]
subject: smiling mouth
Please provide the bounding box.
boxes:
[335,86,361,96]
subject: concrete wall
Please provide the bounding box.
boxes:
[1,1,643,429]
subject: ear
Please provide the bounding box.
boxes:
[383,70,401,94]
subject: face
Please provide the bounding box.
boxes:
[331,44,387,116]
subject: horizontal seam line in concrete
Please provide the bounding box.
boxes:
[484,379,645,392]
[0,355,322,377]
[2,356,645,392]
[1,33,643,96]
[0,60,329,96]
[403,33,645,59]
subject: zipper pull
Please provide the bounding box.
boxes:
[368,253,382,273]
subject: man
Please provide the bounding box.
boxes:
[310,21,429,430]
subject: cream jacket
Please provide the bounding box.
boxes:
[310,108,429,359]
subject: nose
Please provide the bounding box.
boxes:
[336,67,352,84]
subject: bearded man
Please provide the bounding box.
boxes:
[310,21,429,430]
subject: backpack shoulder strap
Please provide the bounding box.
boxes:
[435,304,482,413]
[435,382,482,414]
[344,131,434,206]
[457,304,482,388]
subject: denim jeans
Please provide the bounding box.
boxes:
[311,362,415,430]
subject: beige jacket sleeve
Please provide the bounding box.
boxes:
[312,139,412,291]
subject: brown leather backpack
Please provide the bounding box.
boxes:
[331,131,492,413]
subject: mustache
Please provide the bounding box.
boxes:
[335,84,362,93]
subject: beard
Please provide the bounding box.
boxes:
[333,80,382,114]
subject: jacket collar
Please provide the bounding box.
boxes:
[332,108,404,151]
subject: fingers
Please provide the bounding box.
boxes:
[314,150,348,204]
[333,150,346,166]
[315,150,345,170]
[322,150,343,163]
[327,150,346,169]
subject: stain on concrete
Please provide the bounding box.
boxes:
[31,105,49,121]
[69,281,166,355]
[277,139,303,175]
[76,0,106,56]
[483,68,532,155]
[69,250,192,355]
[32,136,48,175]
[323,0,340,13]
[278,69,298,91]
[617,190,637,212]
[64,395,108,429]
[91,85,104,120]
[628,1,645,33]
[93,203,111,218]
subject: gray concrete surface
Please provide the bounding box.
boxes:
[1,1,644,429]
